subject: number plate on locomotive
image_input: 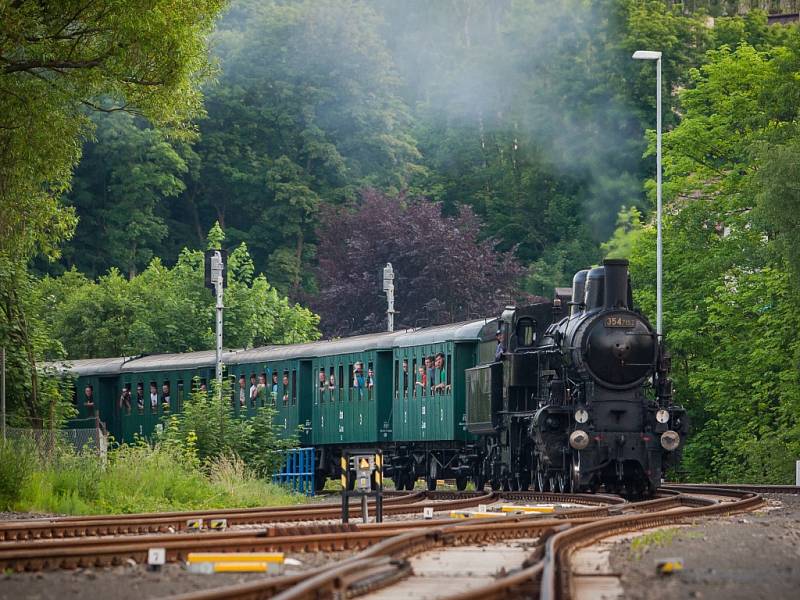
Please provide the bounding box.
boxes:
[604,316,636,328]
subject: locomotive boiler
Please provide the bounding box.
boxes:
[466,259,687,497]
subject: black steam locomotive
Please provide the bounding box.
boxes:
[466,259,687,498]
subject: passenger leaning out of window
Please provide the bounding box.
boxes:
[118,386,131,414]
[495,329,505,361]
[149,383,159,411]
[425,356,435,395]
[136,383,145,413]
[161,383,171,411]
[353,362,365,397]
[238,375,247,407]
[271,372,279,404]
[282,373,290,405]
[434,352,449,394]
[249,374,258,407]
[257,373,267,404]
[84,385,96,416]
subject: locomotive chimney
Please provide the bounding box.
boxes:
[570,270,589,316]
[584,266,605,310]
[603,258,629,309]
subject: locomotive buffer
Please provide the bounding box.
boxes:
[340,449,384,524]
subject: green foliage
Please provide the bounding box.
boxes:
[157,378,298,478]
[601,206,646,259]
[14,442,305,515]
[0,439,38,510]
[626,26,800,483]
[35,227,319,358]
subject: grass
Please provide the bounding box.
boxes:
[1,439,307,515]
[628,527,703,560]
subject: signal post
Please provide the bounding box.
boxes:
[340,449,384,524]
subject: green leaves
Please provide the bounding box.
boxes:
[37,235,319,358]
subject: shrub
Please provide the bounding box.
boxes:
[0,438,37,510]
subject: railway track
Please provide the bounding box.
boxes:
[158,486,764,600]
[0,492,619,572]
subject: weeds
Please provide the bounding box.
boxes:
[5,441,306,515]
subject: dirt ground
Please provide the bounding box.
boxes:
[610,494,800,600]
[0,551,354,600]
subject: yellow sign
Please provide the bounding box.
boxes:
[359,457,370,469]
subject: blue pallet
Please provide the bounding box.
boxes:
[272,447,316,496]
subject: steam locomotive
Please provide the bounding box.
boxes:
[466,258,687,497]
[63,259,685,498]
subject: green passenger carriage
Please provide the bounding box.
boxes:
[60,319,497,491]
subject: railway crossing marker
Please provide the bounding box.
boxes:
[340,448,384,524]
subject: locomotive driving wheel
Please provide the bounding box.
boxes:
[455,475,468,491]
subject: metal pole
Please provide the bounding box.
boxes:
[387,283,395,332]
[656,56,663,337]
[215,270,224,384]
[1,347,5,443]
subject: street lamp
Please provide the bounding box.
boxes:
[632,50,663,337]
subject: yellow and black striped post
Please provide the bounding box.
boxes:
[374,453,383,487]
[340,456,348,489]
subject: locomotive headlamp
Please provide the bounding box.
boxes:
[660,430,680,451]
[569,430,590,450]
[574,408,589,424]
[656,409,670,424]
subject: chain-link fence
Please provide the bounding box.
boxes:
[5,417,107,459]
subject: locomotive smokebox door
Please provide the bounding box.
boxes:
[355,455,374,491]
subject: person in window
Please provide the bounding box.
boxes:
[118,386,131,414]
[249,374,258,407]
[257,374,267,405]
[282,373,290,405]
[199,382,208,394]
[136,383,145,413]
[328,373,336,400]
[270,373,278,404]
[238,375,247,407]
[416,366,426,395]
[353,362,365,397]
[84,385,96,416]
[150,383,159,411]
[367,368,375,390]
[319,369,326,402]
[434,353,449,394]
[161,383,171,411]
[402,359,409,398]
[495,329,505,361]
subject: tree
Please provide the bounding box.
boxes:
[58,112,192,278]
[626,32,800,482]
[312,189,528,336]
[184,0,422,294]
[36,226,320,359]
[0,0,226,423]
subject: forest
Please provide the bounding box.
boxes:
[1,0,799,483]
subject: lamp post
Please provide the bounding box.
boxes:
[632,50,663,337]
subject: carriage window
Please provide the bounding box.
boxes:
[394,360,399,400]
[291,370,297,405]
[517,318,537,347]
[282,370,289,406]
[328,366,336,401]
[135,382,145,414]
[318,368,326,404]
[367,361,374,400]
[119,383,132,416]
[338,365,344,402]
[161,381,171,412]
[412,358,418,397]
[402,358,409,399]
[177,380,185,411]
[348,364,355,401]
[447,355,452,387]
[149,381,158,412]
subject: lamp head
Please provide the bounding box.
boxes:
[632,50,662,60]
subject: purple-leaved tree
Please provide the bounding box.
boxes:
[312,189,529,336]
